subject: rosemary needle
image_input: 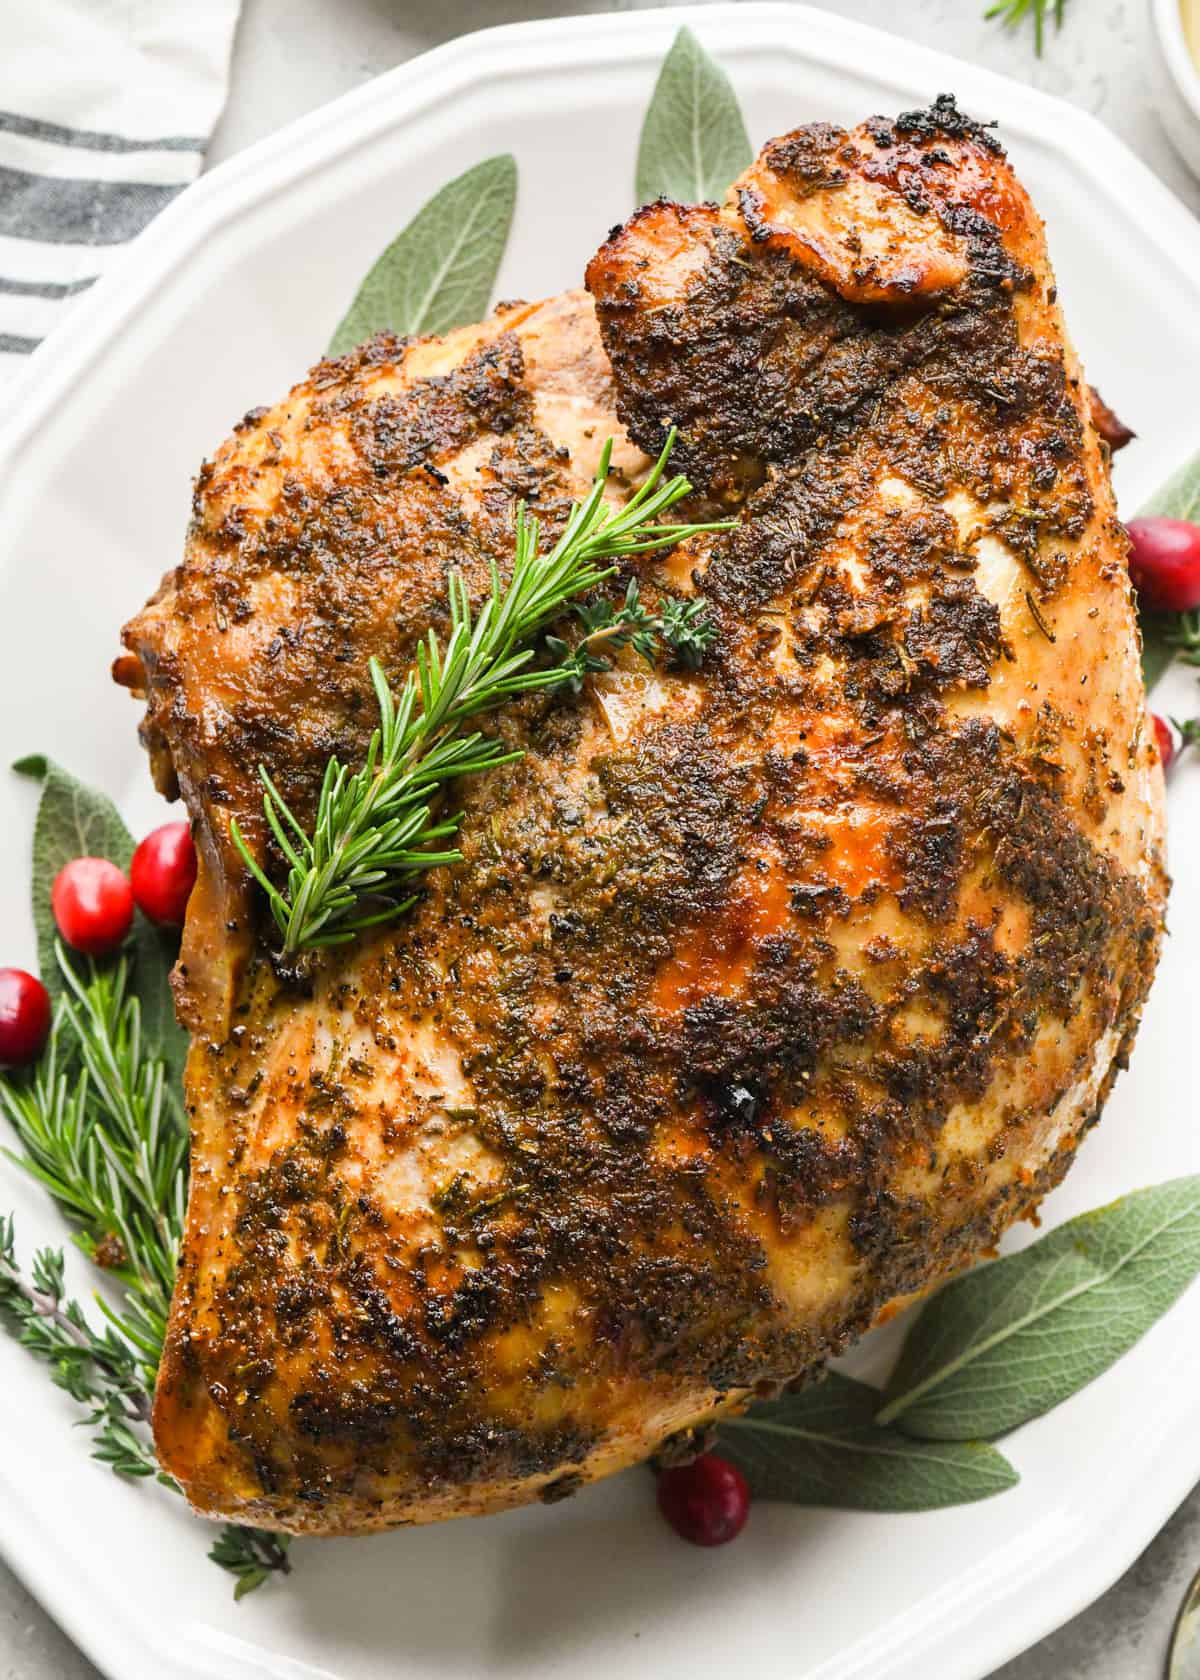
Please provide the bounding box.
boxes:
[231,429,731,956]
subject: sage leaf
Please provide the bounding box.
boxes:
[1137,450,1200,690]
[635,26,753,207]
[717,1371,1017,1511]
[1145,451,1200,525]
[878,1176,1200,1440]
[13,754,133,997]
[11,756,187,1083]
[131,919,189,1091]
[327,155,517,356]
[1141,611,1178,693]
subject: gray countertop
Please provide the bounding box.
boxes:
[3,1,1197,1675]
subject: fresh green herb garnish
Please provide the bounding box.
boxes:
[545,576,716,688]
[984,0,1067,54]
[877,1176,1200,1439]
[635,24,753,206]
[0,1224,159,1476]
[0,950,185,1373]
[328,154,518,356]
[719,1371,1018,1511]
[231,431,727,957]
[717,1176,1200,1512]
[1,776,289,1598]
[208,1526,293,1601]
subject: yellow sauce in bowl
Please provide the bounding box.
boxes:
[1182,0,1200,68]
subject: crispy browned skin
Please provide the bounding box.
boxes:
[121,100,1165,1535]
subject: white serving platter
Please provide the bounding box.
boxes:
[1,7,1199,1679]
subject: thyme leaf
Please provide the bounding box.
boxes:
[209,1526,293,1600]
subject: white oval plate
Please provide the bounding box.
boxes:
[2,7,1199,1679]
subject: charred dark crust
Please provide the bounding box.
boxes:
[589,227,1079,555]
[881,93,1005,156]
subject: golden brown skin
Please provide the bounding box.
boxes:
[121,100,1165,1535]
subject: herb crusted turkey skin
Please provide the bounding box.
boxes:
[119,101,1165,1534]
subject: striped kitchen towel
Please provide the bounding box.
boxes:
[1,0,242,391]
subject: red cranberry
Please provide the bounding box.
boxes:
[130,822,197,927]
[0,969,51,1066]
[51,858,134,956]
[657,1452,750,1547]
[1152,713,1176,772]
[1126,518,1200,614]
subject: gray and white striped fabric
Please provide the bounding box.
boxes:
[1,0,242,391]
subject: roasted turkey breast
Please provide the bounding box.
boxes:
[119,99,1165,1535]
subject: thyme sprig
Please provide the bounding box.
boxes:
[546,576,716,689]
[231,430,729,956]
[0,1225,154,1447]
[983,0,1066,54]
[209,1527,293,1601]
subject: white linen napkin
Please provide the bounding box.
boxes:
[0,0,241,390]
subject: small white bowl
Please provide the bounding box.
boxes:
[1149,0,1200,176]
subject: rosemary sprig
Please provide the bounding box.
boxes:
[0,955,290,1597]
[983,0,1066,53]
[0,949,186,1373]
[231,430,729,956]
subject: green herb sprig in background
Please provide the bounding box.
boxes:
[231,432,726,956]
[718,1371,1018,1511]
[984,0,1067,54]
[0,1223,157,1476]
